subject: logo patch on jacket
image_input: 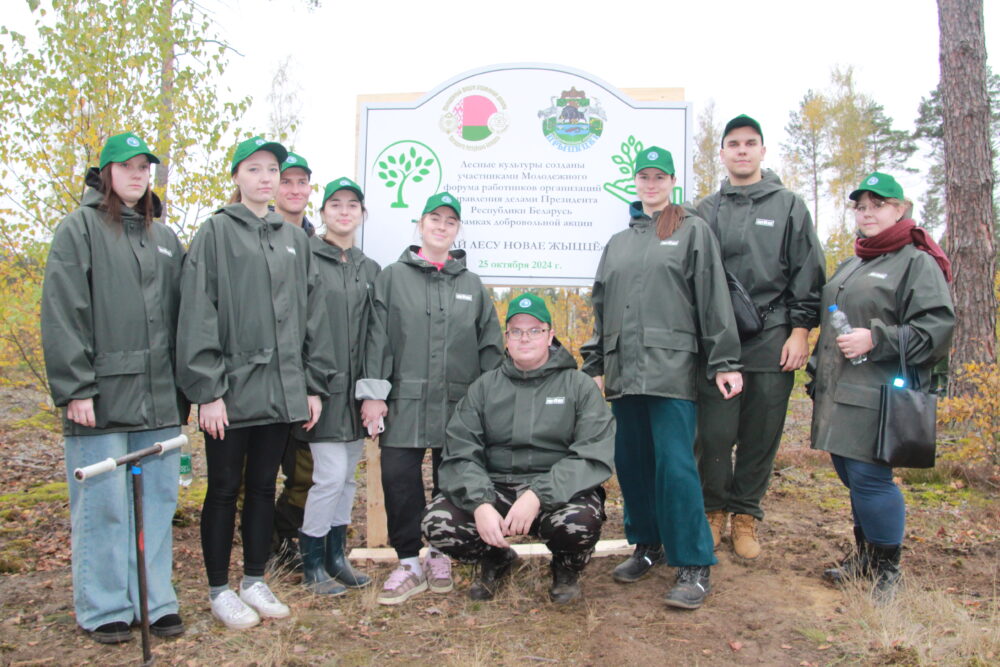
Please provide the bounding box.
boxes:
[156,245,173,257]
[868,272,888,279]
[659,240,679,246]
[286,246,296,255]
[455,293,473,301]
[755,218,775,227]
[545,396,565,405]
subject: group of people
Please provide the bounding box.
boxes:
[41,112,954,646]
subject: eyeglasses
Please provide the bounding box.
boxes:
[853,200,887,214]
[505,327,549,340]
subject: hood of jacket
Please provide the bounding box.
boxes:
[83,166,163,219]
[720,168,785,201]
[213,202,286,229]
[398,245,468,276]
[310,236,366,264]
[501,338,577,381]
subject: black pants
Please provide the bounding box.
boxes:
[380,446,442,559]
[201,423,290,586]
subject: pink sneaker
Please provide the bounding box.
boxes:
[376,563,427,605]
[424,552,454,593]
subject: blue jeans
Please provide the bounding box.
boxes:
[64,426,181,630]
[830,454,905,547]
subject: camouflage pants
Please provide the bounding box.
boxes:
[422,484,606,572]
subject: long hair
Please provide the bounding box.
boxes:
[655,203,686,240]
[228,187,242,204]
[98,165,154,227]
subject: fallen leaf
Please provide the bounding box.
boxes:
[424,607,443,615]
[781,644,792,649]
[728,641,743,652]
[818,644,831,650]
[292,645,307,654]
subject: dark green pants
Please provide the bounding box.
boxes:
[613,396,716,567]
[695,370,794,520]
[273,434,314,540]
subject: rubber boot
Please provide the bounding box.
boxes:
[824,526,871,583]
[549,560,581,604]
[870,543,902,604]
[324,525,371,588]
[469,547,519,601]
[299,530,347,596]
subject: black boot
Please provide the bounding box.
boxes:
[824,526,872,583]
[324,525,371,588]
[664,566,711,610]
[870,543,902,604]
[549,560,581,604]
[612,544,664,583]
[269,536,303,574]
[299,530,347,596]
[469,547,519,601]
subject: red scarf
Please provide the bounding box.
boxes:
[854,219,953,283]
[417,247,451,271]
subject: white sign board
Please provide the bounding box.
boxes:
[358,63,692,286]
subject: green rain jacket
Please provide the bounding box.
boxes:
[41,170,187,436]
[356,247,503,448]
[295,239,381,442]
[810,245,954,464]
[581,205,742,400]
[176,203,334,429]
[439,341,615,513]
[695,169,825,371]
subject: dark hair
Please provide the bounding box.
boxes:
[322,192,368,222]
[655,203,686,240]
[98,164,153,227]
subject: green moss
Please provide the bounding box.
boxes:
[0,481,67,508]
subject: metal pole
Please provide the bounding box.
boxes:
[131,464,154,666]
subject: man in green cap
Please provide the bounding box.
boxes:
[274,152,316,237]
[694,114,825,560]
[422,293,615,604]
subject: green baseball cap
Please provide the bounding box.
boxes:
[99,132,160,169]
[322,177,364,205]
[850,172,904,201]
[722,114,763,146]
[230,136,288,174]
[423,192,461,218]
[633,146,675,176]
[506,293,551,325]
[280,152,312,175]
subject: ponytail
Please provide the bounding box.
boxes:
[654,204,686,240]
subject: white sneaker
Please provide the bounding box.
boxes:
[239,581,290,618]
[211,590,260,630]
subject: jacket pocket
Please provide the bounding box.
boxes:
[93,350,149,429]
[447,381,470,402]
[385,379,425,445]
[643,327,697,352]
[388,379,426,399]
[224,348,278,423]
[832,382,881,411]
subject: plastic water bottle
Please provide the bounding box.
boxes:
[179,441,193,487]
[828,305,867,366]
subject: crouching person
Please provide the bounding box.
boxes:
[422,293,615,604]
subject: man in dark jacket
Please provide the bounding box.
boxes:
[422,294,615,604]
[694,115,825,559]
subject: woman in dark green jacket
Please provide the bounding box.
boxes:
[294,178,379,595]
[41,132,187,644]
[581,146,742,610]
[810,172,954,601]
[176,137,334,629]
[358,192,503,605]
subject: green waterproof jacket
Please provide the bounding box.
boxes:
[695,169,825,371]
[356,247,503,448]
[176,203,334,429]
[439,341,615,513]
[295,239,381,442]
[581,205,742,400]
[41,172,187,436]
[810,245,954,464]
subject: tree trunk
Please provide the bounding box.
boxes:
[938,0,997,395]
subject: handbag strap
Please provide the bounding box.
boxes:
[895,325,920,390]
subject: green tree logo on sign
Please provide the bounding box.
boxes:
[375,141,443,208]
[603,135,683,204]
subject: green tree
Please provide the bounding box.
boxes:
[693,100,722,201]
[864,102,918,174]
[782,90,828,230]
[824,67,873,225]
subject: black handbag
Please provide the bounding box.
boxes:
[874,326,937,468]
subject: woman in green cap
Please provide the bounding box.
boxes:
[292,178,379,595]
[176,137,335,629]
[357,192,504,605]
[810,172,953,601]
[581,146,742,610]
[41,131,187,644]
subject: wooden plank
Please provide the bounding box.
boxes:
[364,438,388,547]
[349,539,632,563]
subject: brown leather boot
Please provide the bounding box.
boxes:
[730,514,761,559]
[706,511,727,550]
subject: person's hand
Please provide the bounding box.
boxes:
[66,398,96,428]
[361,399,388,437]
[474,503,509,548]
[592,375,604,394]
[780,327,811,371]
[502,489,541,536]
[199,398,228,440]
[836,328,874,361]
[715,371,743,400]
[303,395,322,431]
